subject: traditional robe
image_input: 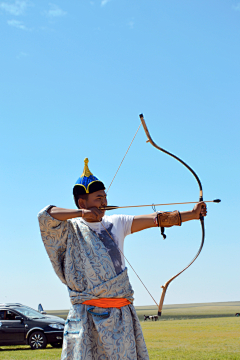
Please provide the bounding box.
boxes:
[38,206,149,360]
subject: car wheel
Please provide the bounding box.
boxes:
[50,342,63,348]
[29,331,47,349]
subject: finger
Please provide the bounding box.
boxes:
[200,202,206,210]
[90,208,101,216]
[90,208,104,221]
[201,207,207,216]
[83,209,99,221]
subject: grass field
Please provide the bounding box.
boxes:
[0,302,239,359]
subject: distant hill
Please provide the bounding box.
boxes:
[135,301,240,321]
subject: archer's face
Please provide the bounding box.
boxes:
[85,190,107,215]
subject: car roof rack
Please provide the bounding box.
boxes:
[0,303,23,307]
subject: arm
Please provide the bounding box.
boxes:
[48,207,83,221]
[48,206,104,222]
[38,205,69,284]
[131,202,207,234]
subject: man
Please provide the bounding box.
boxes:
[38,158,207,360]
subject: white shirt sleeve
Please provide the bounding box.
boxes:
[119,214,134,237]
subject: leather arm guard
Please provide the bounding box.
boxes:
[155,211,182,240]
[156,210,182,228]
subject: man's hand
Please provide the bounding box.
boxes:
[82,207,105,222]
[192,202,207,219]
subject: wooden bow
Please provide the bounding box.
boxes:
[139,114,206,316]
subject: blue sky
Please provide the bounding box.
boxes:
[0,0,239,310]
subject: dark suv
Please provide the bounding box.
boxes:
[0,303,65,349]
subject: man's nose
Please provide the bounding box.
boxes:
[102,198,107,206]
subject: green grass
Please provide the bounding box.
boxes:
[0,345,61,360]
[144,317,240,359]
[0,302,239,359]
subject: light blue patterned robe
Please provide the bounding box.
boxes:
[38,206,149,360]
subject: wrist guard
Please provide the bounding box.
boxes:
[155,211,182,228]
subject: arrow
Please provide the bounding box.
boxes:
[101,199,221,211]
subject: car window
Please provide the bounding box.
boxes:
[6,311,18,320]
[0,310,5,320]
[12,306,45,319]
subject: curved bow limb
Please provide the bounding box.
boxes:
[158,221,205,315]
[139,114,205,316]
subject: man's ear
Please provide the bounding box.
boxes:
[78,198,86,209]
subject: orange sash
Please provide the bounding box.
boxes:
[82,298,131,309]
